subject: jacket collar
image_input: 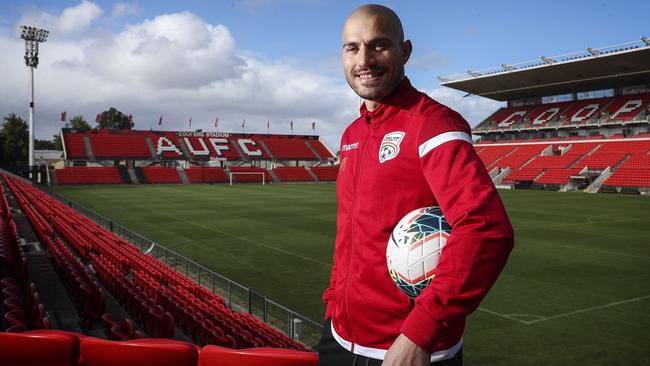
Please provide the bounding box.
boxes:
[359,77,418,126]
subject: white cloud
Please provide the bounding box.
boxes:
[1,2,357,150]
[17,0,102,34]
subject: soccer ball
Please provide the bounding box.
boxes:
[386,206,451,299]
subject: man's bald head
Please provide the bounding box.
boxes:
[341,4,411,109]
[345,4,404,43]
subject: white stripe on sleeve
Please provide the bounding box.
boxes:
[418,131,473,158]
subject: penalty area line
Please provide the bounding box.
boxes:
[526,294,650,324]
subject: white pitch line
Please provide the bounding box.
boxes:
[479,294,650,326]
[91,195,333,268]
[477,307,531,325]
[526,294,650,324]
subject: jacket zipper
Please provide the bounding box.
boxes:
[343,114,372,351]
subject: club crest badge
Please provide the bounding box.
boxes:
[379,131,405,163]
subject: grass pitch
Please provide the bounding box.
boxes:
[53,184,650,366]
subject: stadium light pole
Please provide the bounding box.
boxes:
[19,25,49,169]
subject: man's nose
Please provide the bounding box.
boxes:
[357,46,376,68]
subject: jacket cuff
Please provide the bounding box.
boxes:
[400,305,447,353]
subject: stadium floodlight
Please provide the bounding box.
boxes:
[540,56,556,64]
[467,70,481,77]
[641,36,650,46]
[586,47,601,56]
[19,25,49,169]
[501,64,516,71]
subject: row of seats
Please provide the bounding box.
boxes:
[63,129,335,161]
[476,93,650,131]
[0,331,318,366]
[3,174,308,351]
[184,168,229,183]
[55,167,125,185]
[1,182,51,333]
[142,167,183,184]
[272,167,314,182]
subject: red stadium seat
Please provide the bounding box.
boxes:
[0,331,80,366]
[80,337,199,366]
[199,345,318,366]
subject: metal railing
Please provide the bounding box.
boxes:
[49,190,323,347]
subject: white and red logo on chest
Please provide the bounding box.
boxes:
[379,131,405,163]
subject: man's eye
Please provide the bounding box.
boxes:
[345,47,358,52]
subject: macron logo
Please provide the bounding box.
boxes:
[342,142,359,152]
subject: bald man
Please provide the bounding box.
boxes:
[317,4,514,366]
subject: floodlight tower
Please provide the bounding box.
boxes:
[19,25,49,168]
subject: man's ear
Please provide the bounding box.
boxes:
[402,40,413,65]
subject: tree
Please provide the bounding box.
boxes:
[98,107,132,130]
[35,139,56,150]
[68,115,91,130]
[53,133,63,151]
[0,113,28,166]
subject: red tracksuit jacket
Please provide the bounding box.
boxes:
[323,78,514,361]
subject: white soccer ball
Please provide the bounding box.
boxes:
[386,206,451,298]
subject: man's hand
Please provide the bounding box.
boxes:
[382,333,430,366]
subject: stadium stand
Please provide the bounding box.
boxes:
[2,174,311,357]
[272,167,315,182]
[184,167,229,183]
[55,167,124,185]
[310,166,338,182]
[262,137,317,160]
[440,38,650,193]
[142,167,182,184]
[0,331,317,366]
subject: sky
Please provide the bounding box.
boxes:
[0,0,648,150]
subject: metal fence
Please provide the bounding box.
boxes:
[50,190,323,347]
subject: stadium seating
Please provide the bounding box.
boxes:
[603,154,650,187]
[272,167,314,182]
[87,130,152,159]
[474,93,650,133]
[62,132,88,159]
[261,137,316,160]
[310,166,338,182]
[3,174,308,353]
[142,166,182,184]
[305,140,335,160]
[0,330,317,366]
[184,167,229,183]
[62,129,333,162]
[55,167,124,185]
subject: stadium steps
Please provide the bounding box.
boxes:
[230,140,248,161]
[145,137,158,159]
[83,136,95,161]
[176,138,194,160]
[133,167,146,183]
[304,141,323,161]
[258,140,275,160]
[586,167,613,193]
[178,169,190,184]
[117,166,130,183]
[268,169,280,183]
[305,166,319,182]
[127,168,140,184]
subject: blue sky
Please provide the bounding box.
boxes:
[0,0,647,148]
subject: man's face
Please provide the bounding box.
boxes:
[342,14,410,102]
